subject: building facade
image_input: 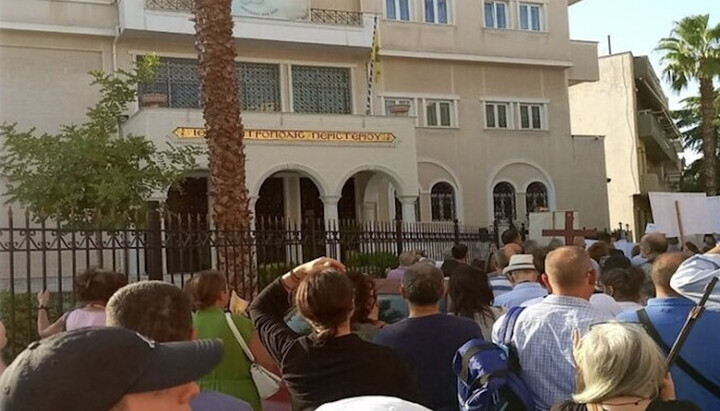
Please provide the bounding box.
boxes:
[569,53,683,240]
[0,0,609,232]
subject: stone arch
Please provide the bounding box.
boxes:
[250,163,329,199]
[334,164,414,198]
[486,160,556,222]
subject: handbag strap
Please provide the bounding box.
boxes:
[225,313,256,363]
[637,309,720,400]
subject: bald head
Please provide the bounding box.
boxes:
[545,246,595,297]
[651,252,688,297]
[640,233,668,260]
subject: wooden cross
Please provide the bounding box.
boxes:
[541,211,597,246]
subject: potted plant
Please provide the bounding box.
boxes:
[140,92,168,108]
[388,102,411,116]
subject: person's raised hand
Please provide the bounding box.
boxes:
[291,257,345,281]
[37,290,50,307]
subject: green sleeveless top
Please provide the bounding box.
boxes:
[193,307,262,411]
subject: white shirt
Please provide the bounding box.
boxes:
[616,301,644,313]
[316,396,432,411]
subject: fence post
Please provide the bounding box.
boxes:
[493,219,500,248]
[453,219,460,245]
[146,201,163,281]
[520,222,527,242]
[306,210,317,259]
[395,218,403,255]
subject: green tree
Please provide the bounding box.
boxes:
[0,55,200,228]
[658,14,720,194]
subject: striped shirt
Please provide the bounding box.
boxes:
[488,272,513,297]
[492,295,611,411]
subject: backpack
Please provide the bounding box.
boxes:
[452,306,535,411]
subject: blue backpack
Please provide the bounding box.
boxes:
[452,306,535,411]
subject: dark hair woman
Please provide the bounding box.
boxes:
[346,271,386,341]
[184,270,278,411]
[37,268,127,338]
[249,257,419,411]
[448,264,505,339]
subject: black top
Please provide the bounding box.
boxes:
[440,260,465,277]
[551,398,701,411]
[248,280,420,411]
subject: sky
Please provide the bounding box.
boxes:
[569,0,720,163]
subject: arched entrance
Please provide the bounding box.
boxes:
[254,171,325,264]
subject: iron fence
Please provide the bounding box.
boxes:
[0,208,496,358]
[144,0,364,26]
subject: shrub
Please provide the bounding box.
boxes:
[344,251,398,278]
[0,291,73,361]
[257,262,296,289]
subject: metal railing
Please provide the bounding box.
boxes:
[0,208,495,358]
[145,0,363,26]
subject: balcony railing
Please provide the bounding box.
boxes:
[145,0,363,26]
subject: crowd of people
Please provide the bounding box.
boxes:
[0,228,718,411]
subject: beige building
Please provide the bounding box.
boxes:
[0,0,609,233]
[569,53,683,240]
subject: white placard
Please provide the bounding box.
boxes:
[232,0,310,20]
[528,211,579,246]
[707,196,720,233]
[648,192,710,238]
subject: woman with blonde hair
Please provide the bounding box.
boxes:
[552,322,699,411]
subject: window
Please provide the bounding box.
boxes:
[526,182,548,214]
[519,103,544,129]
[238,62,281,112]
[138,57,280,111]
[425,100,455,127]
[493,182,516,222]
[431,182,456,221]
[485,102,511,128]
[519,3,543,31]
[384,97,415,117]
[292,66,352,114]
[424,0,449,24]
[484,1,507,28]
[386,0,410,21]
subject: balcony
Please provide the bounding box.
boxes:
[119,0,372,48]
[637,112,680,164]
[568,40,599,85]
[144,0,363,26]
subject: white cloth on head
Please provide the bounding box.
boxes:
[315,396,432,411]
[670,254,720,311]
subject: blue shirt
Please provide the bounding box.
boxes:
[494,282,548,308]
[617,297,720,411]
[374,314,482,411]
[191,391,253,411]
[493,295,611,411]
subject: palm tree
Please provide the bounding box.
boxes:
[193,0,253,297]
[658,14,720,194]
[673,92,720,192]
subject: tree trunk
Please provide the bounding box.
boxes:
[699,77,718,195]
[194,0,254,297]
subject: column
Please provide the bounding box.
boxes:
[283,175,302,224]
[399,195,418,223]
[321,195,340,229]
[516,191,528,224]
[248,196,258,230]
